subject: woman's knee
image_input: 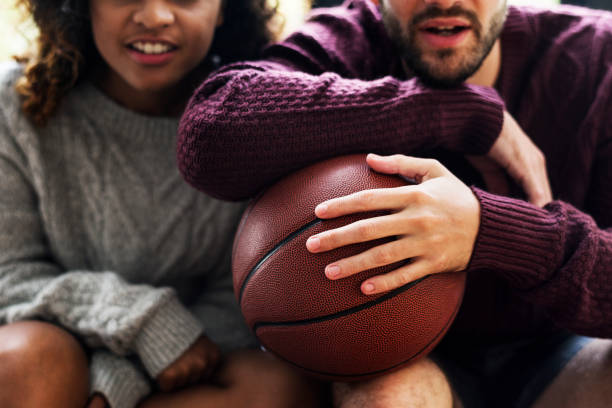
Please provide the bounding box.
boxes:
[220,349,328,408]
[334,357,454,408]
[0,321,90,408]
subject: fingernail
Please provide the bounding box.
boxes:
[326,264,340,278]
[315,203,328,216]
[306,236,320,251]
[363,283,375,293]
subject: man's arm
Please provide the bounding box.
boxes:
[306,62,612,337]
[305,152,612,337]
[469,190,612,337]
[470,67,612,337]
[177,0,504,200]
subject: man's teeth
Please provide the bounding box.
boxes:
[426,26,467,36]
[131,42,173,54]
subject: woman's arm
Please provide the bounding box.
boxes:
[0,121,203,386]
[88,351,151,408]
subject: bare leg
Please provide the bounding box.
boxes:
[0,321,90,408]
[333,357,457,408]
[138,349,329,408]
[532,339,612,408]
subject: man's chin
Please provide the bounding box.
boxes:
[408,64,474,88]
[402,51,483,88]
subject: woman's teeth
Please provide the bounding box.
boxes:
[131,42,173,55]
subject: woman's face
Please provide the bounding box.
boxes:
[89,0,223,95]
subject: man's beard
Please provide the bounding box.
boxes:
[381,2,507,88]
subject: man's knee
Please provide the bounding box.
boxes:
[0,321,90,408]
[334,357,454,408]
[533,338,612,408]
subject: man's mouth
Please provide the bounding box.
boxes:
[422,26,470,36]
[419,18,472,37]
[414,18,474,49]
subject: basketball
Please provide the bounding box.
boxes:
[232,154,466,381]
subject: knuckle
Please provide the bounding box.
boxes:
[427,158,442,169]
[322,231,338,248]
[429,232,445,247]
[356,189,377,210]
[410,190,430,205]
[428,213,442,228]
[433,253,449,272]
[355,220,375,239]
[529,150,545,168]
[159,369,174,382]
[414,214,435,230]
[534,188,545,198]
[393,272,410,288]
[373,246,395,265]
[180,363,193,377]
[355,257,370,273]
[376,277,393,292]
[193,358,206,372]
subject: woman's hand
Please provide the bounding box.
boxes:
[86,394,108,408]
[306,154,480,295]
[156,335,221,392]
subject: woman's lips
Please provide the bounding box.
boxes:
[125,40,179,66]
[127,47,177,65]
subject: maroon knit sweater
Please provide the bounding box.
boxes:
[178,2,612,342]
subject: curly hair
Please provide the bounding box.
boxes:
[15,0,278,126]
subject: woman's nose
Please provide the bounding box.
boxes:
[133,0,175,29]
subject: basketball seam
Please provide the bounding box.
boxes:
[259,283,463,379]
[238,218,323,302]
[252,273,426,329]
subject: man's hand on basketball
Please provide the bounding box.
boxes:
[488,111,552,207]
[156,335,221,392]
[306,154,480,295]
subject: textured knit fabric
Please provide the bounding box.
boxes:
[178,2,612,342]
[0,62,255,408]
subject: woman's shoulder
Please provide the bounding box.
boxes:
[0,60,24,95]
[0,60,23,79]
[0,60,26,118]
[0,61,39,155]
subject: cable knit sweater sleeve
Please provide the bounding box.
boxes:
[0,115,203,378]
[89,352,151,408]
[468,63,612,337]
[0,64,212,407]
[177,0,504,200]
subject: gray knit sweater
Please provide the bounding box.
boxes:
[0,62,255,408]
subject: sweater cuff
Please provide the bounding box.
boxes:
[468,188,560,289]
[134,296,204,377]
[439,85,504,154]
[90,352,151,408]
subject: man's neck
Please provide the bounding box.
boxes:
[466,39,502,88]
